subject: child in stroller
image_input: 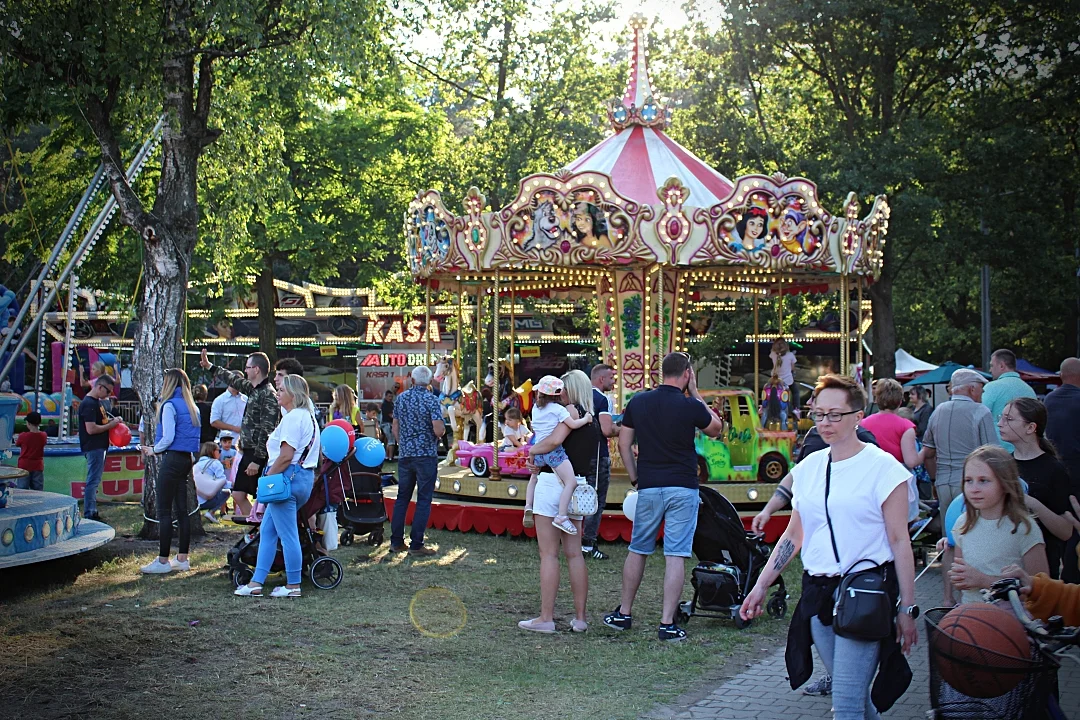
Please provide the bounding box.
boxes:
[678,486,788,628]
[337,452,390,547]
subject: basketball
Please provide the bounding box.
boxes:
[933,603,1031,698]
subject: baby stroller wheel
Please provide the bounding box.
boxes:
[231,567,253,589]
[767,595,788,619]
[339,530,354,547]
[367,528,384,546]
[733,614,752,630]
[310,556,343,590]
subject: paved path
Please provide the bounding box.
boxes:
[664,567,1080,719]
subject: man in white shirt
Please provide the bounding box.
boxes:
[210,385,247,440]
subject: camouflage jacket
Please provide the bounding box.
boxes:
[213,365,278,462]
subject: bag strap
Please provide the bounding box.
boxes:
[297,414,318,467]
[824,454,841,570]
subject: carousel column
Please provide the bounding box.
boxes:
[424,284,432,366]
[840,274,850,375]
[476,285,483,444]
[491,271,501,482]
[60,275,78,439]
[610,268,647,409]
[509,287,516,388]
[753,294,760,400]
[596,272,621,409]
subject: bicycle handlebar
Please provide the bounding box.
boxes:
[987,579,1080,653]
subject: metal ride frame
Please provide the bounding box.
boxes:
[404,16,890,513]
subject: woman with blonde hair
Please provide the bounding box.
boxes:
[235,374,321,598]
[141,368,202,574]
[328,384,359,428]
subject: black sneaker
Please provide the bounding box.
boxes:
[657,623,687,642]
[86,512,104,522]
[582,546,609,560]
[603,606,632,631]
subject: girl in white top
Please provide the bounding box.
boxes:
[949,445,1047,605]
[234,374,321,599]
[523,375,592,535]
[770,339,800,417]
[741,374,917,719]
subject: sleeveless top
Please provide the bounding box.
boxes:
[561,402,599,477]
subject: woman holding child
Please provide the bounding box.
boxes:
[519,370,598,633]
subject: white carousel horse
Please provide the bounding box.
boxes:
[433,356,482,465]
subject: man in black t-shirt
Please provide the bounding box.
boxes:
[78,375,122,520]
[1045,358,1080,583]
[583,363,620,559]
[603,353,725,642]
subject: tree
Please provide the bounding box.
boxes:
[2,0,387,536]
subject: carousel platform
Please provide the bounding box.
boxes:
[0,490,115,569]
[383,469,791,542]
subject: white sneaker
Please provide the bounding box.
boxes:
[269,586,302,598]
[170,558,190,571]
[140,559,172,574]
[203,511,219,524]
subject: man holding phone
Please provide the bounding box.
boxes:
[604,352,725,642]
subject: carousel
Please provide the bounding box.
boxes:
[397,15,889,541]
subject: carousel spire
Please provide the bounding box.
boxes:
[610,14,671,131]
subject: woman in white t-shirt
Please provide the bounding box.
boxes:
[741,374,918,719]
[235,374,321,599]
[770,339,801,417]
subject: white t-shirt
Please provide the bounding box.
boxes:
[792,444,912,576]
[501,422,529,445]
[531,402,570,445]
[770,351,797,386]
[953,514,1044,605]
[266,408,321,469]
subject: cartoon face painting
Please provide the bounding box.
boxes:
[778,202,814,255]
[523,200,563,251]
[732,205,770,253]
[569,201,612,248]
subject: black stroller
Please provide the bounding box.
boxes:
[677,486,788,629]
[337,453,390,547]
[226,515,343,590]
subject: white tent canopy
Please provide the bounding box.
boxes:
[895,348,938,375]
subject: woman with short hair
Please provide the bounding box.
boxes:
[742,374,918,719]
[234,374,321,598]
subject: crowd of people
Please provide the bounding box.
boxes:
[52,341,1080,716]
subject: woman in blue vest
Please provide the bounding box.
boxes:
[141,368,202,574]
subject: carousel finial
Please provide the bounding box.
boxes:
[610,15,670,131]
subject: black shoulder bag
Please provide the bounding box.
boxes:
[824,455,894,641]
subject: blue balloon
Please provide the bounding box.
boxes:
[354,436,386,467]
[321,425,350,463]
[944,494,966,547]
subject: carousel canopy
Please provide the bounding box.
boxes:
[566,16,734,206]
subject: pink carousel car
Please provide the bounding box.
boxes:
[455,441,532,478]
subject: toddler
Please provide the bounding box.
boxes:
[219,433,237,469]
[523,375,592,534]
[15,411,47,491]
[193,441,229,523]
[501,406,530,449]
[949,445,1049,604]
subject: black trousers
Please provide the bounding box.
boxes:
[157,450,194,558]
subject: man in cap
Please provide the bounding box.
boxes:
[922,367,1001,604]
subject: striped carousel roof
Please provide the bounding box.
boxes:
[564,14,734,207]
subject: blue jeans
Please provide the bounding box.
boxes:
[810,617,882,720]
[17,470,44,491]
[391,455,438,549]
[252,465,314,586]
[83,449,106,516]
[628,486,700,557]
[199,489,230,512]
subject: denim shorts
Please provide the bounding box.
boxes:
[533,446,568,470]
[628,486,700,557]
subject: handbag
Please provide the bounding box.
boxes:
[568,440,602,516]
[823,454,894,641]
[318,473,339,551]
[256,414,318,504]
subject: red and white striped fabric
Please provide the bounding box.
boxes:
[566,126,734,207]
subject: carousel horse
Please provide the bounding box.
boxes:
[433,356,482,465]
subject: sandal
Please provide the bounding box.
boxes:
[552,515,577,535]
[570,619,588,633]
[518,618,556,634]
[234,584,263,597]
[270,586,302,598]
[523,507,534,529]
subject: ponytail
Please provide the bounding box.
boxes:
[1010,397,1058,459]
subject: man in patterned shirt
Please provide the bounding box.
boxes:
[200,349,278,518]
[390,365,445,555]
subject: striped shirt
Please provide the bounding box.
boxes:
[922,395,1000,487]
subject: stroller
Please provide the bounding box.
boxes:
[226,514,344,590]
[336,452,391,547]
[677,486,788,629]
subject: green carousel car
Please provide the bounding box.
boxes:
[695,388,796,484]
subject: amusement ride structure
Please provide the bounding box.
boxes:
[402,15,890,538]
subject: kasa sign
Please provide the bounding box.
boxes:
[364,318,441,344]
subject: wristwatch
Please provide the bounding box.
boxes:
[902,604,920,619]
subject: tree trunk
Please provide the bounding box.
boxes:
[868,275,897,380]
[256,257,277,366]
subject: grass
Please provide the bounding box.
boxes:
[1,502,802,720]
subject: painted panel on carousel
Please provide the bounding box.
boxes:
[486,172,654,268]
[405,191,461,277]
[696,174,836,271]
[832,191,890,276]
